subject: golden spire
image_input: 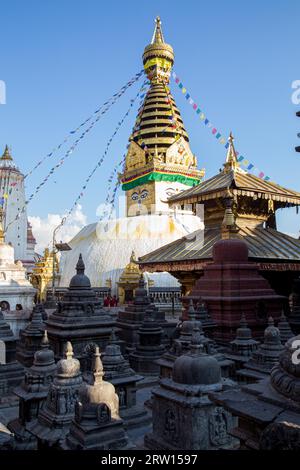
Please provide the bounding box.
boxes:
[0,207,5,243]
[143,16,174,83]
[1,145,13,161]
[223,132,238,173]
[221,198,239,239]
[151,16,165,44]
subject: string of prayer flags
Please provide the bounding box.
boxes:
[4,72,146,234]
[61,80,148,226]
[24,70,144,180]
[172,71,272,182]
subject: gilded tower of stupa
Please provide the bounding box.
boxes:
[120,17,204,216]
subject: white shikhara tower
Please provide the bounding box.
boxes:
[0,145,36,270]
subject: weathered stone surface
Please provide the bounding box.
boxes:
[8,331,56,449]
[145,336,238,450]
[62,347,131,450]
[0,310,23,395]
[27,341,82,449]
[46,255,115,369]
[16,303,45,367]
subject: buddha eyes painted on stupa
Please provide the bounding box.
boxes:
[131,189,149,202]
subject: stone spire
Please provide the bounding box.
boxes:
[8,331,57,449]
[62,348,131,450]
[246,317,284,373]
[27,341,82,448]
[230,313,259,357]
[16,303,46,367]
[277,311,294,344]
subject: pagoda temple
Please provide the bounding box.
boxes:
[139,133,300,297]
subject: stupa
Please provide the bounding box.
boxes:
[145,339,238,450]
[58,17,204,292]
[27,341,82,449]
[0,145,37,272]
[183,214,285,343]
[62,347,131,450]
[16,303,45,367]
[117,275,173,353]
[0,309,23,395]
[101,343,150,428]
[237,317,284,383]
[8,331,57,449]
[0,206,35,319]
[129,310,165,376]
[46,254,115,367]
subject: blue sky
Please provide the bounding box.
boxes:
[1,0,300,237]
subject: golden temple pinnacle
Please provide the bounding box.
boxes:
[223,132,238,172]
[119,17,204,217]
[1,145,13,161]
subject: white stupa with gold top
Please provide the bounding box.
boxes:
[59,17,204,291]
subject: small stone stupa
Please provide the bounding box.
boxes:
[117,275,168,353]
[0,206,35,317]
[145,338,238,450]
[129,310,165,376]
[227,314,259,365]
[8,331,56,449]
[102,342,150,428]
[277,311,294,344]
[46,254,115,367]
[237,317,284,383]
[62,347,131,450]
[16,303,46,367]
[27,341,82,449]
[0,310,23,395]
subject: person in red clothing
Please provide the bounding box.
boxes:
[109,295,119,307]
[103,295,111,307]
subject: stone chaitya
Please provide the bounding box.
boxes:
[0,310,23,396]
[101,343,150,428]
[237,317,284,383]
[144,333,238,450]
[16,303,46,367]
[129,310,165,376]
[27,341,82,449]
[62,347,131,450]
[158,301,233,379]
[117,275,171,353]
[224,314,259,374]
[277,311,294,344]
[210,334,300,449]
[8,331,57,449]
[194,300,216,332]
[46,254,115,368]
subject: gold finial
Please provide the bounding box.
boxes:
[1,145,13,161]
[151,16,165,44]
[223,132,238,172]
[65,341,74,359]
[0,207,5,243]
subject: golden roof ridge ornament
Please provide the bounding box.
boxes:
[1,145,13,161]
[223,132,238,173]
